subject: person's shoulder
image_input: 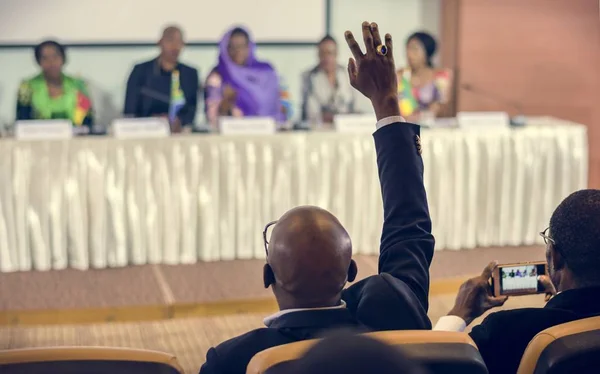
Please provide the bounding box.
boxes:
[130,59,155,74]
[205,68,222,86]
[343,274,431,330]
[64,74,88,88]
[17,74,41,102]
[207,327,291,371]
[20,73,43,87]
[177,62,199,74]
[476,307,562,335]
[302,65,319,77]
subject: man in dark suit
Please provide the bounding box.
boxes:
[123,26,199,132]
[199,22,434,374]
[435,189,600,374]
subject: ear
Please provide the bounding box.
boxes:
[549,245,566,272]
[263,263,275,288]
[347,259,358,283]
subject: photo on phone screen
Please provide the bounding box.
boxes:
[498,263,546,296]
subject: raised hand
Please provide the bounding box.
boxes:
[344,22,399,121]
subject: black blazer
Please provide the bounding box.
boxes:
[470,286,600,374]
[199,122,435,374]
[123,58,199,126]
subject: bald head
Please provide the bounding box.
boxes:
[266,206,355,308]
[159,26,184,63]
[161,25,183,39]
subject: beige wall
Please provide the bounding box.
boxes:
[442,0,600,187]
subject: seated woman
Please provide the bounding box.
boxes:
[397,32,452,122]
[301,35,356,125]
[16,40,93,133]
[204,27,288,127]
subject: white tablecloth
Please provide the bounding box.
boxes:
[0,117,588,272]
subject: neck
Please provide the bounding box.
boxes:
[555,270,581,293]
[159,56,177,71]
[44,74,62,86]
[410,65,429,74]
[276,294,342,311]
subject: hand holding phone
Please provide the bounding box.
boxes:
[448,262,509,325]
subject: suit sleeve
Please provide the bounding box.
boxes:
[123,65,143,116]
[198,347,221,374]
[177,67,199,126]
[373,123,435,312]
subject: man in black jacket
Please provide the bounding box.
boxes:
[435,189,600,374]
[123,26,199,132]
[199,21,435,374]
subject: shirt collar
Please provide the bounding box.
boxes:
[263,300,347,327]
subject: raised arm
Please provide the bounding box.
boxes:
[344,22,434,310]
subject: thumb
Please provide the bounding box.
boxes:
[489,295,509,307]
[347,58,358,81]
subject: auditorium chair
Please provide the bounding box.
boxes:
[517,315,600,374]
[0,346,184,374]
[247,330,488,374]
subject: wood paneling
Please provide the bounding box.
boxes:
[442,0,600,187]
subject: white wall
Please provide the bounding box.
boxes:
[0,0,440,126]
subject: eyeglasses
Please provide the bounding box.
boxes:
[263,220,278,256]
[539,227,555,245]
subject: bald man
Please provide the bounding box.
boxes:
[123,25,199,132]
[199,22,434,374]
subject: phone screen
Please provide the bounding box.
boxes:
[498,263,546,295]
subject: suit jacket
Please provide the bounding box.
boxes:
[123,58,199,126]
[470,286,600,374]
[199,122,435,374]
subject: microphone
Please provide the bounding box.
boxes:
[460,84,526,126]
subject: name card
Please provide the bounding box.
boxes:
[219,117,276,135]
[334,114,377,133]
[15,120,73,141]
[457,112,510,129]
[112,117,170,139]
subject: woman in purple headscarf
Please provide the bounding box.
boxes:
[204,27,288,127]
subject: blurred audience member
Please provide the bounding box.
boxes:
[301,35,356,125]
[204,26,286,127]
[397,31,451,121]
[291,333,426,374]
[436,189,600,374]
[123,26,199,133]
[16,40,93,132]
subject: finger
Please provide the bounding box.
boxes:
[344,31,364,61]
[488,295,509,307]
[545,293,553,302]
[384,33,393,59]
[347,58,357,76]
[370,22,382,50]
[361,21,375,56]
[538,275,557,295]
[347,58,358,86]
[481,260,498,280]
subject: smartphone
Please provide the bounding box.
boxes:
[491,261,547,297]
